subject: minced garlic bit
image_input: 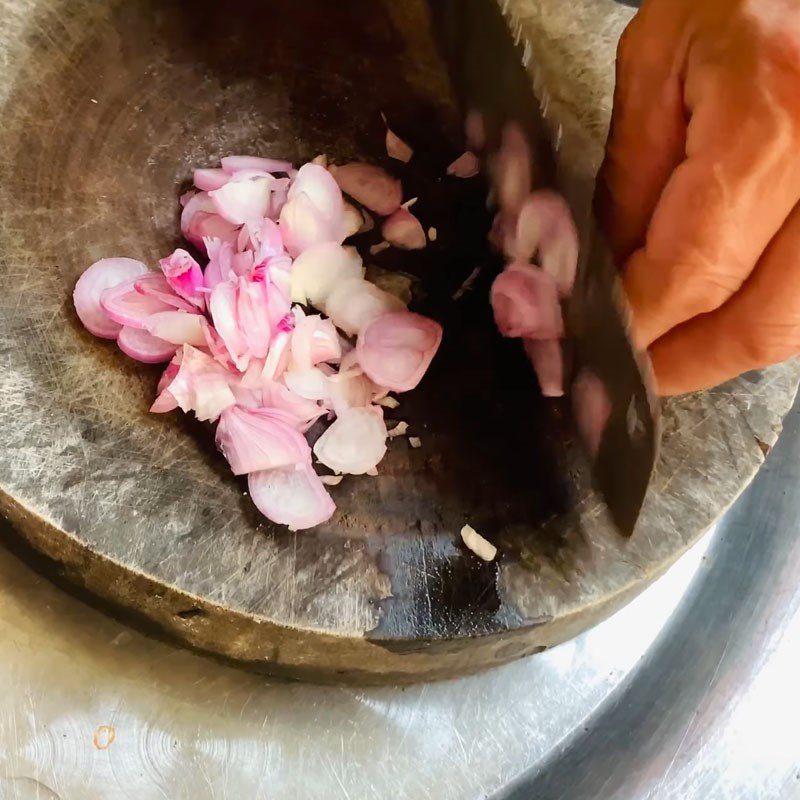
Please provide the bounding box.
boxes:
[460,524,497,561]
[388,421,409,438]
[408,436,422,449]
[377,395,400,409]
[320,475,343,486]
[428,226,438,242]
[370,241,391,255]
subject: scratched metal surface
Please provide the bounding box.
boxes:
[0,0,799,682]
[2,394,800,798]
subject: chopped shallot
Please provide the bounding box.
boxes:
[193,168,229,192]
[117,326,177,363]
[210,172,275,225]
[460,524,497,561]
[385,124,413,163]
[290,243,363,308]
[73,149,446,532]
[516,191,579,296]
[523,339,564,398]
[159,249,206,309]
[447,151,480,178]
[388,421,409,438]
[325,278,405,337]
[100,277,175,329]
[490,263,563,340]
[144,311,206,347]
[248,463,335,531]
[216,405,311,475]
[330,163,402,216]
[358,312,442,392]
[313,406,388,475]
[279,192,344,257]
[152,345,236,422]
[495,122,531,216]
[73,257,149,339]
[409,436,422,449]
[382,208,426,250]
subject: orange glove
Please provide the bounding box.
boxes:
[597,0,800,395]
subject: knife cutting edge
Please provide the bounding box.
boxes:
[428,0,661,535]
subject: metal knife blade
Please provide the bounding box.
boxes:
[428,0,661,535]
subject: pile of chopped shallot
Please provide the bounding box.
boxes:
[73,153,442,530]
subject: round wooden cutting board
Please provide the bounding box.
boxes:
[0,0,796,682]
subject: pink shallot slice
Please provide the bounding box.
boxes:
[73,257,149,339]
[209,173,274,226]
[144,311,206,347]
[261,329,291,382]
[447,151,480,178]
[193,168,229,192]
[279,192,345,257]
[117,326,178,364]
[203,237,235,290]
[159,248,205,309]
[284,367,331,401]
[151,345,236,422]
[151,358,181,413]
[465,110,486,151]
[357,311,442,392]
[216,405,311,475]
[235,277,273,360]
[248,463,335,531]
[496,122,532,216]
[330,163,402,216]
[516,191,579,296]
[134,273,196,313]
[313,406,387,475]
[200,317,236,371]
[523,339,564,397]
[261,381,325,431]
[325,278,405,337]
[385,125,413,163]
[382,208,426,250]
[287,163,344,227]
[326,352,385,415]
[209,280,250,370]
[290,313,342,371]
[100,278,175,329]
[180,192,240,254]
[342,202,365,238]
[290,242,363,308]
[490,263,563,340]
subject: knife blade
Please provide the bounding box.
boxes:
[428,0,661,535]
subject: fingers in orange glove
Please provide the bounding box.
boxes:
[649,200,800,395]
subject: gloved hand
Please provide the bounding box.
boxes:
[597,0,800,395]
